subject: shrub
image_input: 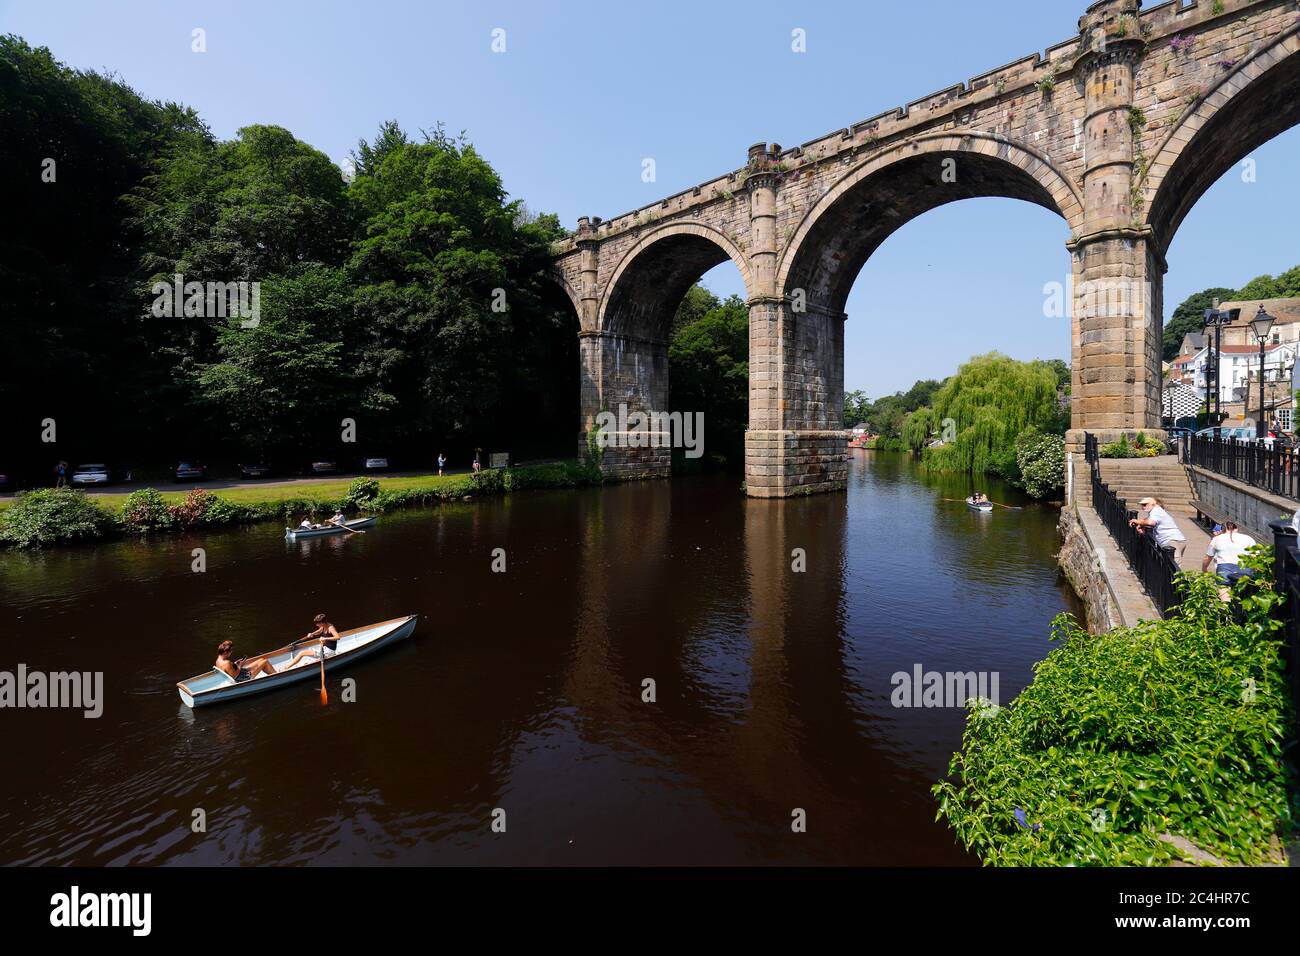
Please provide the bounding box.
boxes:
[468,468,505,495]
[170,489,218,529]
[0,489,116,548]
[342,477,380,510]
[203,494,252,526]
[934,571,1296,865]
[121,488,175,534]
[1015,429,1065,499]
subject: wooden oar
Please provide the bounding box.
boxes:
[987,500,1023,511]
[319,641,328,705]
[332,518,365,535]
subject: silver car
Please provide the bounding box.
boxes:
[70,463,112,486]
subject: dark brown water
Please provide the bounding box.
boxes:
[0,451,1079,865]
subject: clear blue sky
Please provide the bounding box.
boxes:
[4,0,1297,397]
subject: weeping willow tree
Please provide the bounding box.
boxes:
[908,353,1066,475]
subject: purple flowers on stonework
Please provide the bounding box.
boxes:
[1169,34,1194,53]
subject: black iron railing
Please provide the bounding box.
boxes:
[1185,434,1300,500]
[1267,521,1300,722]
[1084,433,1180,616]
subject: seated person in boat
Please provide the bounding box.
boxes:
[970,492,988,504]
[284,613,343,668]
[299,517,316,530]
[329,510,346,525]
[215,640,277,682]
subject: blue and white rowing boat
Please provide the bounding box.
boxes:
[176,614,418,708]
[966,497,994,513]
[284,516,376,539]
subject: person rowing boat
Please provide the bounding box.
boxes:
[283,613,342,669]
[215,640,277,682]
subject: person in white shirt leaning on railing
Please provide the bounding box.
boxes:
[1128,496,1187,562]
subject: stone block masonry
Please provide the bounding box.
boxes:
[551,0,1300,497]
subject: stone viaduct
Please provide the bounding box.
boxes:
[549,0,1300,496]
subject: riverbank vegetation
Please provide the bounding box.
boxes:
[847,353,1070,498]
[934,569,1296,865]
[0,462,602,549]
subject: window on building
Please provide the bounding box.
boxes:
[1278,408,1293,433]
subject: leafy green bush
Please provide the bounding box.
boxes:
[121,488,175,534]
[469,468,505,495]
[1015,429,1065,499]
[0,489,116,548]
[934,571,1295,865]
[202,495,253,526]
[504,461,602,490]
[342,477,380,510]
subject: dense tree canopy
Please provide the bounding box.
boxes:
[1,36,576,478]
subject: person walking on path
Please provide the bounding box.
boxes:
[1129,496,1187,561]
[437,452,446,477]
[54,460,67,488]
[472,448,482,474]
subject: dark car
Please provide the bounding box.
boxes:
[0,468,11,492]
[1165,427,1194,453]
[174,461,207,483]
[238,462,273,480]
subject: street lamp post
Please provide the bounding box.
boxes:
[1203,305,1240,436]
[1250,305,1277,439]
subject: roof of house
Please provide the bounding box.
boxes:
[1218,343,1292,354]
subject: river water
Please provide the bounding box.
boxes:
[0,450,1079,865]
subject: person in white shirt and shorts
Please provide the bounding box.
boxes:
[1202,520,1257,586]
[1130,496,1187,561]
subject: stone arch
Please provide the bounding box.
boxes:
[1144,25,1300,256]
[599,222,755,341]
[544,266,584,319]
[777,131,1084,315]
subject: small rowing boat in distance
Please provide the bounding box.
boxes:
[966,497,994,513]
[176,614,418,708]
[284,517,376,539]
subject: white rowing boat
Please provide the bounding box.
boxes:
[176,614,418,708]
[284,516,376,538]
[966,497,994,513]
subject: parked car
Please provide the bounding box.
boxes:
[70,463,115,486]
[174,461,207,482]
[1194,426,1255,441]
[1165,427,1195,454]
[363,455,390,471]
[238,462,272,479]
[0,468,11,491]
[308,460,338,475]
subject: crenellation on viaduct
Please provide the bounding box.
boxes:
[551,0,1300,496]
